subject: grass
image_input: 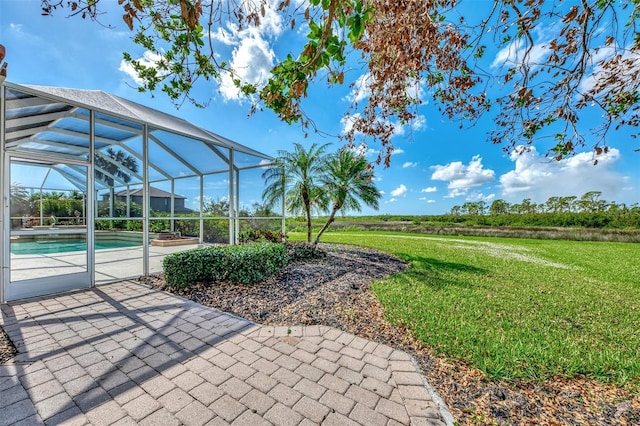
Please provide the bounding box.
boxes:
[286,217,640,242]
[294,231,640,389]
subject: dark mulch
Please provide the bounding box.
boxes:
[144,243,640,425]
[0,324,17,364]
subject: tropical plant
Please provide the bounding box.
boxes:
[9,182,31,218]
[313,149,380,245]
[94,147,139,187]
[262,142,330,242]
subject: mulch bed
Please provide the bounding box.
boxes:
[0,325,17,364]
[1,243,638,424]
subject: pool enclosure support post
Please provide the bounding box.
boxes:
[228,149,235,245]
[281,181,286,237]
[170,179,175,233]
[0,85,6,303]
[199,175,204,243]
[87,111,96,287]
[235,168,239,243]
[109,187,114,218]
[39,169,52,224]
[39,188,43,225]
[142,124,149,276]
[281,164,286,237]
[126,185,130,218]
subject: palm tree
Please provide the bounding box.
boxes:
[95,147,139,217]
[313,150,381,246]
[94,147,139,186]
[262,143,330,242]
[10,182,31,219]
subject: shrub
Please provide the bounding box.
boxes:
[239,229,286,244]
[202,219,228,243]
[224,244,287,284]
[285,241,326,262]
[163,243,287,288]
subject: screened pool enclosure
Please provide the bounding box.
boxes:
[1,83,283,302]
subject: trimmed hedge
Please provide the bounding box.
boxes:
[163,243,287,288]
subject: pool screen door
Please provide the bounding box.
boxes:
[4,156,92,301]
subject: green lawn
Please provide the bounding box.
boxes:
[294,231,640,389]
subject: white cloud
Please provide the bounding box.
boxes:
[340,112,409,138]
[120,43,291,92]
[402,162,417,168]
[218,30,276,101]
[444,188,467,198]
[119,50,164,85]
[345,73,373,103]
[392,148,405,155]
[340,113,361,136]
[348,142,377,158]
[205,0,285,101]
[421,186,437,193]
[491,26,551,69]
[499,146,631,203]
[259,159,274,169]
[390,184,408,197]
[427,199,436,203]
[345,73,425,105]
[411,115,427,131]
[297,21,310,36]
[385,198,398,204]
[430,155,496,197]
[492,38,523,68]
[419,197,436,203]
[379,190,385,195]
[466,192,496,202]
[579,47,640,94]
[209,26,240,46]
[405,78,425,102]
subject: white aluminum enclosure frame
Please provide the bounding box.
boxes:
[1,82,282,303]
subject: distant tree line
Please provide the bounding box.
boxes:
[445,191,640,229]
[450,192,636,215]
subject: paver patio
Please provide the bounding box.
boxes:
[0,281,451,425]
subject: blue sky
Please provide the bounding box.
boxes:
[2,0,639,215]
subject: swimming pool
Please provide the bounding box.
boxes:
[10,239,141,255]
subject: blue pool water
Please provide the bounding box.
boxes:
[10,239,141,255]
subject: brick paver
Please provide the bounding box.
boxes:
[0,281,451,425]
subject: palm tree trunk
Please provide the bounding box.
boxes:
[313,203,340,246]
[302,187,312,242]
[306,205,312,243]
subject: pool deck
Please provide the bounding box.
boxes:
[0,281,452,425]
[9,244,200,283]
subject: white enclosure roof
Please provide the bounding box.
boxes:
[3,82,271,191]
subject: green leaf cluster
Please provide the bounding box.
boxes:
[260,0,371,124]
[162,243,287,288]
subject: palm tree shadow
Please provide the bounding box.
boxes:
[394,254,488,290]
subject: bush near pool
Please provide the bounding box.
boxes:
[162,243,288,288]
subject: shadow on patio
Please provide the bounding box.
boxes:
[0,281,448,425]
